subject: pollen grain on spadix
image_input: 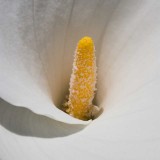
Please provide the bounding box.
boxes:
[62,36,99,120]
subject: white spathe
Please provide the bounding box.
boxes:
[0,0,160,160]
[0,0,118,124]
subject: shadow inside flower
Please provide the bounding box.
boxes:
[0,99,85,138]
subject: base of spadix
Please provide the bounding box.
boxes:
[62,97,100,120]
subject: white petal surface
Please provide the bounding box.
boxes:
[0,0,118,124]
[1,0,160,160]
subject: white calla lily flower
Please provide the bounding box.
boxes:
[0,0,160,159]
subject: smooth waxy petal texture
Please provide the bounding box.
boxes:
[0,0,117,124]
[0,0,160,160]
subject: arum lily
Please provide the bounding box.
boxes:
[0,0,160,159]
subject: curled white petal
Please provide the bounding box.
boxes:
[0,0,116,124]
[0,0,160,159]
